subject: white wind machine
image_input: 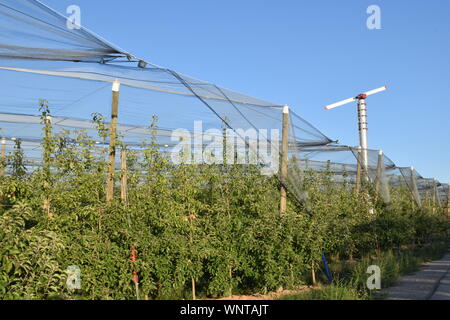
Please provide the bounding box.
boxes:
[324,86,388,173]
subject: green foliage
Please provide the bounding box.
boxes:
[0,202,66,299]
[0,104,449,300]
[9,139,27,179]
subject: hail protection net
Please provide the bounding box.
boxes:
[416,178,442,208]
[441,184,450,210]
[0,0,337,206]
[292,145,397,204]
[0,0,446,209]
[398,167,423,207]
[438,183,449,207]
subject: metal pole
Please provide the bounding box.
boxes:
[0,138,6,177]
[106,80,120,204]
[280,106,290,215]
[357,97,369,172]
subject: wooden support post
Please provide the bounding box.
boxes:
[410,176,415,211]
[106,80,120,204]
[435,179,442,210]
[0,138,6,177]
[191,277,196,300]
[222,124,227,165]
[432,179,438,213]
[227,265,233,297]
[447,183,450,216]
[43,189,51,216]
[424,191,430,211]
[410,167,415,210]
[311,263,316,286]
[375,150,383,195]
[355,147,362,194]
[410,167,421,209]
[120,148,128,205]
[43,115,52,216]
[279,106,290,215]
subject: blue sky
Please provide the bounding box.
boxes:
[45,0,450,182]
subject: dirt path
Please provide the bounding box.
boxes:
[384,252,450,300]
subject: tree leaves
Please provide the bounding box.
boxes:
[0,107,448,299]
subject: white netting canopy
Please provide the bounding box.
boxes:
[0,0,447,208]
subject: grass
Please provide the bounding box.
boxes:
[281,282,363,300]
[279,240,450,300]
